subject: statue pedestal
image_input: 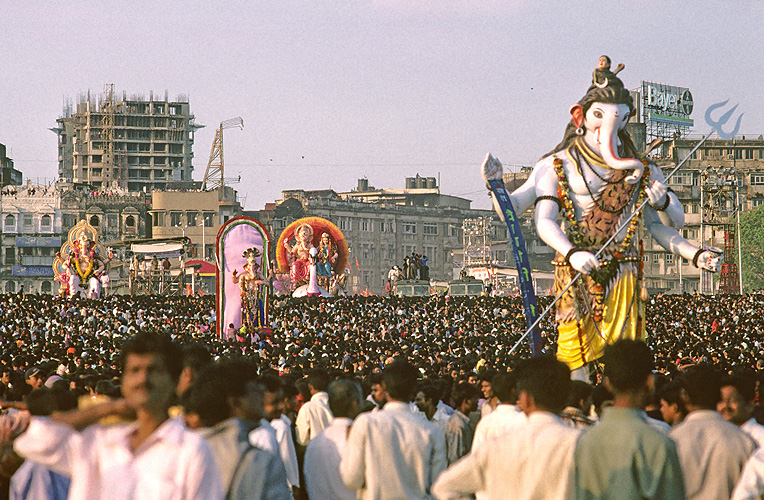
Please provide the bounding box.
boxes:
[292,284,330,297]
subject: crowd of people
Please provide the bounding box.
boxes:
[0,290,763,499]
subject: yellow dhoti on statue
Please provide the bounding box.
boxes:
[555,264,645,370]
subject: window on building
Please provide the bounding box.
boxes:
[153,211,165,226]
[360,219,371,232]
[402,222,417,234]
[751,174,764,186]
[170,211,182,227]
[670,172,693,186]
[4,214,15,230]
[41,281,52,293]
[203,212,215,227]
[450,225,459,237]
[187,211,198,226]
[423,223,438,235]
[5,247,15,265]
[338,217,350,231]
[89,215,100,227]
[5,281,15,294]
[666,254,674,265]
[40,215,52,230]
[752,199,764,208]
[22,214,33,229]
[126,216,136,229]
[653,253,660,264]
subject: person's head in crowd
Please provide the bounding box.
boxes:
[515,355,570,415]
[602,339,654,408]
[466,372,478,386]
[368,373,388,407]
[658,380,687,427]
[479,370,497,402]
[452,381,480,416]
[308,369,330,396]
[327,379,363,420]
[414,384,440,420]
[566,380,594,413]
[492,372,518,406]
[25,387,77,416]
[281,378,299,417]
[591,384,614,419]
[680,363,722,412]
[718,372,757,426]
[176,343,212,396]
[382,361,419,403]
[120,333,183,417]
[295,378,311,411]
[261,374,284,421]
[25,366,44,390]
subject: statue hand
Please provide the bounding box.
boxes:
[699,249,723,272]
[569,251,600,274]
[481,153,503,185]
[645,180,668,208]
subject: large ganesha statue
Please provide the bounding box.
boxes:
[484,56,721,380]
[53,220,112,299]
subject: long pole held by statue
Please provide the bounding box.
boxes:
[507,100,743,356]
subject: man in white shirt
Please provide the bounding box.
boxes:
[671,364,755,500]
[304,379,363,500]
[718,373,764,448]
[471,372,526,452]
[340,361,447,500]
[14,333,223,500]
[415,384,451,429]
[262,374,301,497]
[433,356,581,500]
[296,369,333,445]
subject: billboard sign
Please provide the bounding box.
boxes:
[641,82,694,127]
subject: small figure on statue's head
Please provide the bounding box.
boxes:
[592,55,625,90]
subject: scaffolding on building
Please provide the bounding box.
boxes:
[700,167,744,294]
[462,217,492,269]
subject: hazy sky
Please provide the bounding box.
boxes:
[2,1,762,211]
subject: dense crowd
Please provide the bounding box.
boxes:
[1,291,764,500]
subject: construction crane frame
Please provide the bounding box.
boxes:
[202,117,244,191]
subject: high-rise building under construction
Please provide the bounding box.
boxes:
[52,85,202,192]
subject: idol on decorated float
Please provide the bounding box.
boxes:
[53,220,111,299]
[232,247,266,330]
[277,217,348,297]
[483,57,721,379]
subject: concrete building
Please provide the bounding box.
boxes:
[0,181,62,294]
[251,177,506,294]
[151,185,243,261]
[52,88,201,192]
[0,143,22,187]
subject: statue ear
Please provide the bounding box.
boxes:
[569,104,584,129]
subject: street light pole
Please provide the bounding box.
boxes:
[202,218,206,261]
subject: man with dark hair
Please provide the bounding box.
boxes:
[718,373,764,447]
[471,371,525,451]
[670,364,755,499]
[14,333,223,500]
[414,384,449,428]
[305,379,363,500]
[658,379,687,427]
[574,339,685,500]
[433,356,580,499]
[261,374,300,496]
[341,361,446,500]
[296,369,333,445]
[176,343,211,396]
[186,359,291,500]
[443,382,480,464]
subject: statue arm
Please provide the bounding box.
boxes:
[645,165,684,229]
[534,166,599,274]
[644,210,721,271]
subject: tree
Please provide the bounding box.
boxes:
[739,205,764,293]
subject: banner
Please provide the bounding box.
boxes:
[488,179,542,356]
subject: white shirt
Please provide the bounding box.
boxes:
[733,446,764,499]
[271,414,300,488]
[340,401,447,500]
[248,418,280,455]
[304,417,356,500]
[296,392,334,445]
[432,411,581,500]
[742,418,764,449]
[471,404,527,452]
[14,416,223,500]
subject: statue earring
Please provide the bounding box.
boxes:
[575,126,585,136]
